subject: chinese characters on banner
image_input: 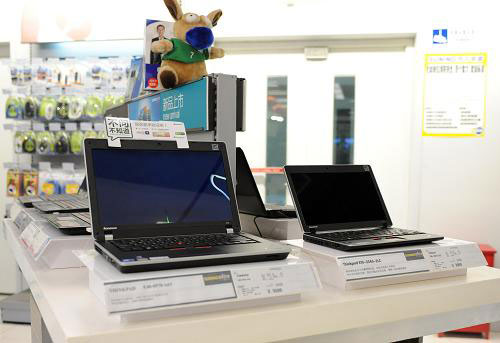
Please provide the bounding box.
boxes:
[423,53,487,137]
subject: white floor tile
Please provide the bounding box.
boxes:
[425,332,500,342]
[0,323,30,343]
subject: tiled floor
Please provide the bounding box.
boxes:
[0,291,498,343]
[0,294,30,343]
[425,332,500,342]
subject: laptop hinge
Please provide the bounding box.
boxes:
[104,234,114,241]
[226,228,234,234]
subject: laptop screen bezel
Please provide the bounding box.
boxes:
[284,165,392,233]
[84,139,241,241]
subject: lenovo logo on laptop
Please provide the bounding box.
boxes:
[103,227,118,230]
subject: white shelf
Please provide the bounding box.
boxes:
[4,217,500,343]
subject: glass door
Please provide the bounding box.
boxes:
[209,50,413,226]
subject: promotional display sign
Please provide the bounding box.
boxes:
[160,77,209,130]
[423,53,487,137]
[127,94,162,121]
[105,117,188,148]
[144,19,175,91]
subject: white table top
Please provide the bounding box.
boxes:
[4,218,500,343]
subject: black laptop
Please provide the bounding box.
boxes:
[31,180,89,213]
[43,211,91,235]
[284,165,444,251]
[236,147,296,219]
[84,139,291,273]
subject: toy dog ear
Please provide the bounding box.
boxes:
[207,9,223,27]
[163,0,183,20]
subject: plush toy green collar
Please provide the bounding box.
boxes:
[162,38,209,64]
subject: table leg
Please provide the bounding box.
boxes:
[30,294,52,343]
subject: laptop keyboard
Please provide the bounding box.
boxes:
[43,194,87,201]
[110,234,259,252]
[52,199,88,209]
[314,228,423,241]
[73,212,91,223]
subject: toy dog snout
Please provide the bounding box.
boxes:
[185,27,214,50]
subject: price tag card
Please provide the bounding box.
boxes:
[93,122,105,131]
[49,123,62,131]
[33,123,46,132]
[103,262,319,313]
[80,122,93,131]
[232,263,319,299]
[338,250,430,281]
[105,271,237,313]
[337,241,486,281]
[19,222,50,259]
[65,123,77,131]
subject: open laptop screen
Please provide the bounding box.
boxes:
[287,166,390,230]
[91,149,233,227]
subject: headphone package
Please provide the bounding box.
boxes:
[23,170,39,196]
[6,169,23,197]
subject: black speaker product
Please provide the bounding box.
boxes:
[23,96,39,120]
[54,131,70,154]
[36,131,55,155]
[22,131,37,154]
[56,95,71,120]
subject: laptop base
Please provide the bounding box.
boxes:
[304,233,444,251]
[95,244,289,273]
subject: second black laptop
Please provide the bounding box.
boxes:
[285,165,443,251]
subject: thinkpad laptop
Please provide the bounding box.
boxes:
[43,211,91,235]
[84,139,290,273]
[32,180,89,213]
[285,165,444,251]
[236,147,296,219]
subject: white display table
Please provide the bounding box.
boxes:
[4,218,500,343]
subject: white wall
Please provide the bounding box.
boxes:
[409,11,500,266]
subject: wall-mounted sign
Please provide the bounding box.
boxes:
[422,53,487,137]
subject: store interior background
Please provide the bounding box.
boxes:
[0,0,499,317]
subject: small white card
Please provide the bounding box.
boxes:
[65,123,77,131]
[19,223,50,260]
[337,241,486,281]
[33,123,46,132]
[80,122,93,131]
[49,123,61,131]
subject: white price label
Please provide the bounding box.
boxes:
[425,243,485,270]
[33,123,45,132]
[338,250,430,281]
[232,263,319,299]
[19,223,50,259]
[49,123,62,131]
[65,123,77,131]
[80,122,93,131]
[103,262,319,313]
[105,271,236,313]
[94,122,105,131]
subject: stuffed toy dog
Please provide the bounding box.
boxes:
[151,0,225,89]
